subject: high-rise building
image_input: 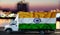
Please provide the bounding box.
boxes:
[17,0,29,12]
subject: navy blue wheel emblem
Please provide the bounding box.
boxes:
[33,18,41,23]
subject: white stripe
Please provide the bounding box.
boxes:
[18,18,56,24]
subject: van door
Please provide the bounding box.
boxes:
[10,21,18,31]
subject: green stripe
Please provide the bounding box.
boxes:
[19,23,56,30]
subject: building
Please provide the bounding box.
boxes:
[17,0,29,12]
[0,10,16,27]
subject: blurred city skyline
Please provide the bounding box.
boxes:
[0,0,60,11]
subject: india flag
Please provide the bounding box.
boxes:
[18,12,56,30]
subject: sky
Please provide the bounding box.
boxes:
[0,0,60,11]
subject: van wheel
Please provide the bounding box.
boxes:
[39,31,44,35]
[5,29,12,34]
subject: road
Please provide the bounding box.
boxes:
[0,27,60,35]
[0,32,53,35]
[0,31,56,35]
